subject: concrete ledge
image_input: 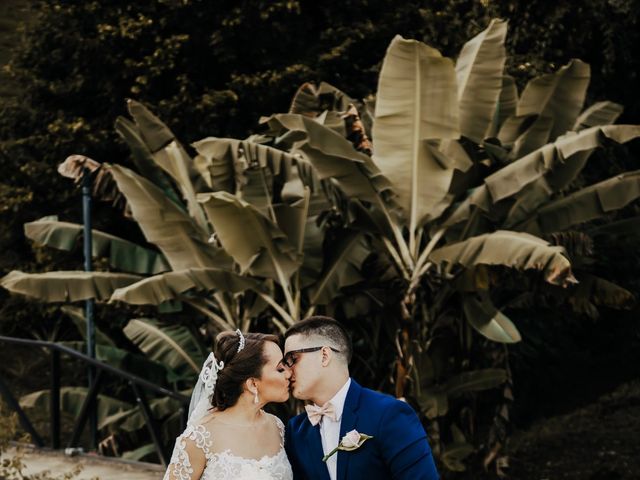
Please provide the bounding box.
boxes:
[2,443,164,480]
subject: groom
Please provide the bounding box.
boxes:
[283,316,439,480]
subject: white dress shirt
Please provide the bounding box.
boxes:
[318,378,351,480]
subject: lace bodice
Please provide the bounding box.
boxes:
[163,413,293,480]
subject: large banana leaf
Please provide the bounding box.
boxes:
[569,274,635,310]
[299,216,325,288]
[123,318,204,375]
[440,186,492,230]
[439,139,474,173]
[497,113,537,146]
[24,216,170,275]
[289,81,374,138]
[110,268,263,305]
[428,231,575,286]
[122,444,157,462]
[502,60,591,159]
[503,177,554,229]
[418,368,507,419]
[192,136,301,216]
[264,114,405,262]
[484,125,640,203]
[160,407,186,445]
[441,429,475,472]
[289,81,355,117]
[510,116,553,159]
[504,107,629,227]
[114,115,183,207]
[242,167,276,217]
[373,35,460,232]
[20,387,132,428]
[462,293,521,343]
[58,155,129,214]
[198,191,300,282]
[106,163,232,271]
[444,368,508,397]
[156,141,211,231]
[126,100,210,230]
[59,341,169,385]
[264,114,393,206]
[417,389,448,420]
[125,100,173,151]
[285,155,332,216]
[573,101,623,131]
[516,59,590,143]
[546,126,636,193]
[0,270,142,302]
[455,19,507,143]
[589,215,640,245]
[525,170,640,234]
[61,305,115,346]
[486,75,518,138]
[193,136,293,191]
[274,192,311,257]
[307,232,370,305]
[100,394,185,434]
[192,136,241,192]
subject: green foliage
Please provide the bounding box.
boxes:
[1,2,639,478]
[2,0,638,337]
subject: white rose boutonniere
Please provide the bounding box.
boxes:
[322,429,373,462]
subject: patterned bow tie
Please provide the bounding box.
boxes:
[305,402,337,426]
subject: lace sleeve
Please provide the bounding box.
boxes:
[272,414,285,448]
[163,424,212,480]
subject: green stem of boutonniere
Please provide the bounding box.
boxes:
[322,433,373,462]
[322,446,340,462]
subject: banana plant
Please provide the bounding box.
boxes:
[1,98,363,329]
[18,385,186,461]
[2,18,639,474]
[261,18,640,472]
[0,97,371,457]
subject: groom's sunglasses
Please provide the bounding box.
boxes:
[282,346,341,368]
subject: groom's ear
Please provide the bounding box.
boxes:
[321,347,331,367]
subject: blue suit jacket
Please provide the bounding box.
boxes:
[285,379,439,480]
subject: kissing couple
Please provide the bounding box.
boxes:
[163,315,439,480]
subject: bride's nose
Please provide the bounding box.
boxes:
[284,368,292,380]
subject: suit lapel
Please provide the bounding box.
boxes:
[304,420,331,480]
[337,380,362,480]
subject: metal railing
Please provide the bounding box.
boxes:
[0,335,190,466]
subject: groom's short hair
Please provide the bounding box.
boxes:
[284,315,352,364]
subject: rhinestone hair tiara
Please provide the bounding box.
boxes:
[235,329,245,353]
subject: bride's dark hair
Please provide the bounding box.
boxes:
[211,331,279,410]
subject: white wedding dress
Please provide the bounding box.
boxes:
[163,412,293,480]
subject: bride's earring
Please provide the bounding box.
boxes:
[254,389,259,404]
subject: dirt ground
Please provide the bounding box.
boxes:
[508,380,640,479]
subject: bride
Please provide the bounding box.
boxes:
[164,330,293,480]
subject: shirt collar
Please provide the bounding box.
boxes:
[322,378,351,422]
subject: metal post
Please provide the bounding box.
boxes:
[131,382,168,465]
[82,167,97,449]
[68,369,103,449]
[51,349,60,449]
